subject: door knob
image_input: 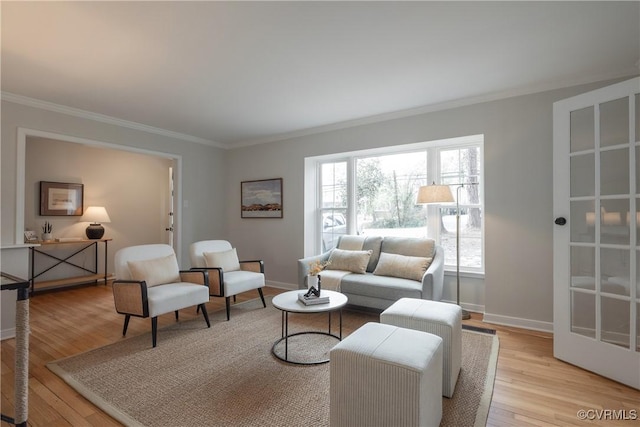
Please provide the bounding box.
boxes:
[555,217,567,226]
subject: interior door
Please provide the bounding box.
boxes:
[553,76,640,389]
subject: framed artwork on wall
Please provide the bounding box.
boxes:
[39,181,84,216]
[241,178,283,218]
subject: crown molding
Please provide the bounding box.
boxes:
[232,68,640,148]
[0,92,224,148]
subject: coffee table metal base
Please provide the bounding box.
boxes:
[272,310,343,365]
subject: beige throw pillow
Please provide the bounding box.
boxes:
[326,249,372,274]
[373,252,432,281]
[203,248,241,272]
[128,254,181,287]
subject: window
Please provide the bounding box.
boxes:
[311,135,484,273]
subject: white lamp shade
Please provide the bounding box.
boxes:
[83,206,111,224]
[416,184,454,204]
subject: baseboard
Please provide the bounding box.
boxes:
[483,312,553,333]
[265,280,297,291]
[1,327,16,341]
[440,299,485,315]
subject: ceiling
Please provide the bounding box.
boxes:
[2,2,639,148]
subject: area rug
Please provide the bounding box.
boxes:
[47,297,499,427]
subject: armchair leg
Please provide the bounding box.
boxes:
[199,304,211,328]
[258,288,266,308]
[233,295,237,303]
[225,297,231,321]
[151,317,158,348]
[175,310,179,321]
[122,315,131,336]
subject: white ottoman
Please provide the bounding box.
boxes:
[330,322,442,427]
[381,298,462,398]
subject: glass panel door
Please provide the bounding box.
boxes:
[554,77,639,390]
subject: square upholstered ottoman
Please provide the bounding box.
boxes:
[381,298,462,398]
[330,322,442,427]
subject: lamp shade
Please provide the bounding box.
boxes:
[83,206,111,223]
[416,184,454,204]
[83,206,111,239]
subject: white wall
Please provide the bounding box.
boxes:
[225,77,636,330]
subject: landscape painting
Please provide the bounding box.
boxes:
[241,178,283,218]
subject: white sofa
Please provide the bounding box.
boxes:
[297,236,444,310]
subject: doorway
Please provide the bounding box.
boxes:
[16,129,182,271]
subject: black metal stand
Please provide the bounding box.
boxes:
[272,309,343,365]
[29,239,110,294]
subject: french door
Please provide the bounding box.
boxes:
[553,76,640,389]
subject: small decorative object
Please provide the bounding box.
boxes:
[306,259,330,297]
[241,178,283,218]
[82,206,111,239]
[39,181,84,216]
[24,230,38,243]
[41,221,53,241]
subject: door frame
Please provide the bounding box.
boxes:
[14,127,183,260]
[553,76,639,389]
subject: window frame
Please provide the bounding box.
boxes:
[304,134,484,275]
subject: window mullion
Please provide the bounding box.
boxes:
[347,158,357,235]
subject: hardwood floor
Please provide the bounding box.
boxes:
[2,284,639,426]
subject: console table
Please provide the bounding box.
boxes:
[29,239,112,294]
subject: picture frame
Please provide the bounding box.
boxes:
[241,178,283,218]
[24,230,38,242]
[39,181,84,216]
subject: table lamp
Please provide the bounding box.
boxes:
[83,206,111,239]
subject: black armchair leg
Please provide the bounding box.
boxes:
[199,304,211,328]
[152,317,158,348]
[123,315,131,336]
[225,297,231,321]
[258,288,266,308]
[175,310,179,321]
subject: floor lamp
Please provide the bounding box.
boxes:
[417,182,473,320]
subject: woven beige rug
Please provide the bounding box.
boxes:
[47,297,499,427]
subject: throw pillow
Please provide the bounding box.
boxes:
[128,253,181,287]
[326,249,372,274]
[373,252,432,281]
[203,248,241,272]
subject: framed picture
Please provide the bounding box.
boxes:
[40,181,84,216]
[241,178,283,218]
[24,230,38,242]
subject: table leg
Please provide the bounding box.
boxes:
[328,311,332,335]
[339,309,343,340]
[284,311,289,361]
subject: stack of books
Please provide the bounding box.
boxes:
[298,291,330,305]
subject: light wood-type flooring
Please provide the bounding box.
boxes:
[2,284,639,426]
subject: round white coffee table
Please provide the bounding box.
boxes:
[271,290,348,365]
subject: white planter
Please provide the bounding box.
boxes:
[42,233,53,242]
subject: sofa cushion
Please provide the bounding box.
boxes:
[127,253,181,287]
[203,248,241,272]
[380,237,435,258]
[373,252,433,281]
[326,249,372,274]
[340,273,423,301]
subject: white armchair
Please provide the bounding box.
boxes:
[189,240,266,320]
[113,244,210,347]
